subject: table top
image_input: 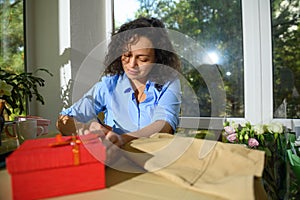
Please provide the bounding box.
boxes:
[0,133,221,200]
[0,133,267,200]
[0,167,220,200]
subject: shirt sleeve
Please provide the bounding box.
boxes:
[60,81,106,123]
[152,79,182,131]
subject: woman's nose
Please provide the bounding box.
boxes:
[128,57,137,68]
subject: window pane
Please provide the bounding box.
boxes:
[0,0,25,118]
[0,0,24,73]
[271,0,300,119]
[114,0,244,117]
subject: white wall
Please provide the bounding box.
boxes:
[26,0,109,132]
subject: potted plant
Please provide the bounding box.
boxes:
[0,68,53,121]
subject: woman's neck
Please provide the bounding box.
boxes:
[130,80,147,103]
[130,79,147,91]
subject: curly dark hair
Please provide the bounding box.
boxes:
[103,17,181,85]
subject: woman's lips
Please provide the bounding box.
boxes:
[127,69,139,75]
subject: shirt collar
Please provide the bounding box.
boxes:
[121,73,153,94]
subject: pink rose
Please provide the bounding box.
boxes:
[224,126,235,135]
[227,133,237,143]
[248,138,259,147]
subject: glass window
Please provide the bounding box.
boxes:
[0,0,25,118]
[271,0,300,119]
[0,0,24,74]
[113,0,244,118]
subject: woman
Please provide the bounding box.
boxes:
[56,17,181,150]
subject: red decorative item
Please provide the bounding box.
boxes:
[6,135,106,200]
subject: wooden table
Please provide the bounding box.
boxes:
[0,167,220,200]
[0,133,266,200]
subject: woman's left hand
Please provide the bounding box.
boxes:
[101,131,126,164]
[86,121,125,164]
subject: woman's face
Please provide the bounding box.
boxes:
[121,36,155,83]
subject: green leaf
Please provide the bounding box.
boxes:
[264,147,272,157]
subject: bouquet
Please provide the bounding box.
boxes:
[223,121,284,151]
[222,120,289,199]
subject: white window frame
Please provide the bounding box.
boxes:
[243,0,299,130]
[243,0,273,125]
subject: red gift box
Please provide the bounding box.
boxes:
[6,135,106,200]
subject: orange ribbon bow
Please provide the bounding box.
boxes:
[49,133,81,166]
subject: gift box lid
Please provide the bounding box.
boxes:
[6,135,106,174]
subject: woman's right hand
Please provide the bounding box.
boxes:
[56,115,76,135]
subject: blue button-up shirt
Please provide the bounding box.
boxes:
[61,73,181,134]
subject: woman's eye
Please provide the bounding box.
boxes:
[139,57,148,62]
[121,54,131,62]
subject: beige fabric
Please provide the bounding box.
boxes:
[129,133,267,200]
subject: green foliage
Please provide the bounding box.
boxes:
[272,0,300,118]
[0,68,53,116]
[0,0,24,74]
